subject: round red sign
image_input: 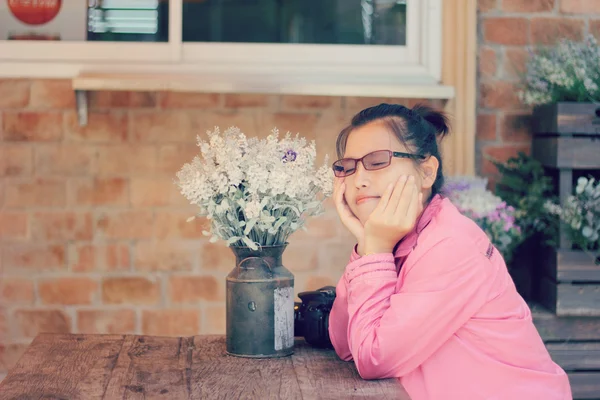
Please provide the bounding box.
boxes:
[7,0,62,26]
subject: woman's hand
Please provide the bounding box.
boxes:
[333,177,364,246]
[363,175,424,255]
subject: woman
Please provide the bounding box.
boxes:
[328,103,572,400]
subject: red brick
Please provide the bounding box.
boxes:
[0,145,33,176]
[0,212,28,240]
[478,0,497,12]
[31,212,93,241]
[134,241,196,272]
[39,278,98,305]
[169,275,221,303]
[560,0,600,13]
[157,144,198,175]
[503,48,530,79]
[204,304,226,334]
[483,18,529,45]
[3,111,63,141]
[479,47,497,78]
[501,0,555,12]
[4,178,66,208]
[159,92,220,109]
[34,145,94,176]
[200,242,236,272]
[97,211,154,240]
[591,20,600,40]
[2,244,66,272]
[130,178,188,207]
[154,212,208,239]
[476,113,498,141]
[69,243,130,272]
[481,144,531,175]
[102,277,160,305]
[406,99,446,110]
[0,279,34,305]
[500,113,532,142]
[306,275,336,291]
[281,95,340,110]
[0,343,30,372]
[131,111,192,142]
[97,145,157,176]
[77,310,136,334]
[316,242,355,273]
[223,94,270,108]
[479,81,522,110]
[14,309,71,338]
[345,97,407,116]
[315,112,348,162]
[64,111,127,142]
[68,178,129,206]
[142,309,200,336]
[30,79,75,109]
[192,110,262,139]
[291,215,338,240]
[264,113,319,141]
[89,91,156,109]
[531,18,584,44]
[282,241,318,272]
[0,80,29,108]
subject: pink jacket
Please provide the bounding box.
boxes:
[329,194,572,400]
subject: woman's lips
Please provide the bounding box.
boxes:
[356,196,380,205]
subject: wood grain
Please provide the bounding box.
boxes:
[0,334,409,400]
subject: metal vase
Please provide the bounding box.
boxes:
[226,243,295,358]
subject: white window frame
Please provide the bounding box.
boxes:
[0,0,443,86]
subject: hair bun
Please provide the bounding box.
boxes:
[411,104,450,139]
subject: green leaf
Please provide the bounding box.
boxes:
[242,236,258,250]
[244,218,258,235]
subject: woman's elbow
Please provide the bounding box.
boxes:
[353,353,394,380]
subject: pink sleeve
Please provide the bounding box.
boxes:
[344,237,495,380]
[328,244,361,361]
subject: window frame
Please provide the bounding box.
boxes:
[0,0,443,85]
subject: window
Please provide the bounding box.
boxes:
[182,0,407,46]
[0,0,444,89]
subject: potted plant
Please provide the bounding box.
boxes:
[175,126,333,357]
[489,152,559,300]
[545,176,600,265]
[519,35,600,316]
[443,176,524,265]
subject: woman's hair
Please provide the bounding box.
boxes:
[335,103,451,199]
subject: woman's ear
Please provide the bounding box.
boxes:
[420,156,439,190]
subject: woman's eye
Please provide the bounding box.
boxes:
[345,168,355,173]
[370,162,386,167]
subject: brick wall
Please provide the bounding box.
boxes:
[477,0,600,185]
[0,78,445,377]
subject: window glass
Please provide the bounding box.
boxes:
[182,0,407,45]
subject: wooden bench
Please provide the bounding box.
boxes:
[532,302,600,399]
[0,334,409,399]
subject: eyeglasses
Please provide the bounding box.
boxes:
[332,150,426,178]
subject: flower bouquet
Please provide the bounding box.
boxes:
[443,176,523,264]
[175,126,333,358]
[175,126,333,250]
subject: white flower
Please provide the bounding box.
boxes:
[175,126,334,249]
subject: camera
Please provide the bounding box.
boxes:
[294,286,336,348]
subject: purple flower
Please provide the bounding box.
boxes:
[282,149,297,163]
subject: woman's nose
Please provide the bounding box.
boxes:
[353,161,370,187]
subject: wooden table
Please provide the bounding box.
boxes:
[0,333,409,399]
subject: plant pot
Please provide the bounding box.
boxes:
[226,243,295,358]
[531,101,600,316]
